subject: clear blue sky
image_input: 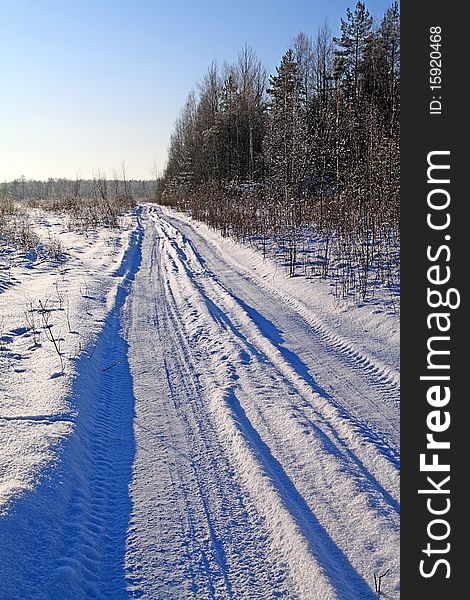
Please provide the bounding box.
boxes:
[0,0,393,181]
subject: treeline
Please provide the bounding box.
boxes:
[159,1,400,301]
[0,175,158,232]
[2,177,158,203]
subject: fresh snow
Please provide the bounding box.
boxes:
[0,204,399,599]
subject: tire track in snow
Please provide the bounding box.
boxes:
[124,220,288,599]
[150,210,399,598]
[171,213,399,390]
[161,208,400,453]
[156,213,400,481]
[0,217,143,599]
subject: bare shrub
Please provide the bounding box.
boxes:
[38,299,65,373]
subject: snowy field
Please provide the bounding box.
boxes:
[0,208,137,508]
[0,204,399,599]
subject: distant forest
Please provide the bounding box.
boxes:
[159,1,400,301]
[2,177,157,203]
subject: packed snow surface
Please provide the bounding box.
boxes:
[0,205,399,599]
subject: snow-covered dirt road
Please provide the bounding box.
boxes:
[0,205,399,599]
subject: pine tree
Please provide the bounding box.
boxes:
[334,1,373,102]
[265,49,307,206]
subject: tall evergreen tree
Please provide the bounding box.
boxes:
[265,49,307,205]
[334,1,373,102]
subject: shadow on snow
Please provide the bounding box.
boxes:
[0,211,143,600]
